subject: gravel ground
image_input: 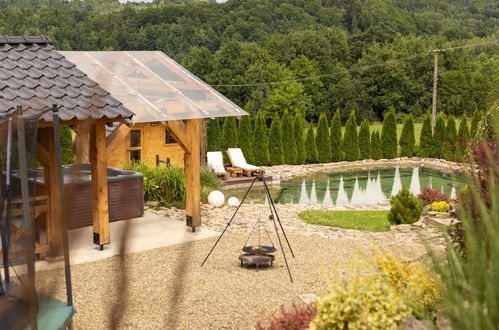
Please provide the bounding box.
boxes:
[35,232,429,329]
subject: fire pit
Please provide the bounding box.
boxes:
[239,245,276,269]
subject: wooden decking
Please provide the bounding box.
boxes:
[223,174,273,186]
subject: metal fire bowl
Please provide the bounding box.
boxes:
[242,245,276,255]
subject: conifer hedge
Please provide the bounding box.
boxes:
[268,113,285,165]
[206,118,221,152]
[221,116,238,162]
[381,107,397,159]
[431,113,447,159]
[281,110,297,164]
[237,115,254,164]
[470,108,482,139]
[294,112,306,165]
[253,112,270,165]
[370,130,382,160]
[419,113,433,158]
[305,122,318,163]
[330,109,343,162]
[316,113,331,163]
[456,114,470,158]
[343,110,359,161]
[358,119,371,159]
[399,113,415,157]
[446,115,457,160]
[60,125,73,164]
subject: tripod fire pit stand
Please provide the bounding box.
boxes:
[201,175,295,282]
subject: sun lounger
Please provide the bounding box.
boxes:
[227,148,264,177]
[207,151,228,180]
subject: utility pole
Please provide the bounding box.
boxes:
[430,49,444,133]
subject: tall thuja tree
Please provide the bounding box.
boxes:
[281,110,297,164]
[358,119,370,159]
[221,116,238,162]
[419,113,433,158]
[253,112,270,165]
[60,126,73,164]
[381,106,397,159]
[316,113,331,163]
[330,109,343,162]
[206,118,222,152]
[399,113,415,157]
[268,113,284,165]
[431,113,447,159]
[470,108,483,139]
[370,131,382,160]
[305,122,318,163]
[446,115,457,160]
[294,112,306,164]
[456,114,470,158]
[237,115,254,164]
[343,110,359,161]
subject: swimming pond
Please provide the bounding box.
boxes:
[225,167,465,206]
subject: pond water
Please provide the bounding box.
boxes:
[224,167,465,206]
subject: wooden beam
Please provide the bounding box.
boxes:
[75,123,90,163]
[200,118,207,168]
[38,117,127,128]
[166,120,191,152]
[106,123,130,158]
[184,119,201,230]
[90,122,110,247]
[36,143,51,166]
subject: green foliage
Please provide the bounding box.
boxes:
[431,113,447,159]
[456,113,470,158]
[305,122,318,164]
[268,113,284,165]
[253,112,270,166]
[388,187,423,225]
[381,107,397,159]
[206,118,222,152]
[281,110,297,164]
[60,125,73,164]
[237,116,254,164]
[419,113,433,158]
[370,130,382,160]
[446,115,457,160]
[294,112,306,165]
[221,116,237,163]
[470,108,483,139]
[343,111,359,161]
[299,210,390,232]
[358,119,371,159]
[399,114,415,157]
[200,167,222,203]
[330,109,343,162]
[315,113,331,163]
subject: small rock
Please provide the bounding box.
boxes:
[400,315,431,330]
[145,201,159,207]
[298,293,317,305]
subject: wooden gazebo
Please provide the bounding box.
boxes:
[0,36,134,253]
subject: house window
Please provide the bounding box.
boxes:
[129,129,142,162]
[165,129,177,144]
[130,129,141,148]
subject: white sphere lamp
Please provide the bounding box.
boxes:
[227,197,239,207]
[208,190,225,207]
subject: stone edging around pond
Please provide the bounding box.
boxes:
[261,157,464,181]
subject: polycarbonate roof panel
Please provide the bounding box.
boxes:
[60,51,247,122]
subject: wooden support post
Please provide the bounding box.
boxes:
[184,119,201,230]
[200,118,207,168]
[90,122,110,247]
[75,123,90,163]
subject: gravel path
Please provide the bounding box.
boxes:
[35,231,430,329]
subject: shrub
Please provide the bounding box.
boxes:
[417,187,450,205]
[469,108,483,139]
[370,130,382,160]
[268,112,284,165]
[206,118,222,152]
[399,113,415,157]
[330,109,343,162]
[388,186,423,224]
[431,201,451,212]
[446,115,457,160]
[316,113,331,163]
[456,113,470,158]
[60,125,73,164]
[305,122,318,163]
[221,116,238,162]
[419,113,433,158]
[253,112,270,165]
[237,115,254,164]
[256,304,317,330]
[294,112,306,165]
[381,106,397,159]
[343,110,359,161]
[200,167,222,202]
[281,110,297,164]
[429,113,446,158]
[358,118,371,159]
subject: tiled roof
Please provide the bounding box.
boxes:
[0,36,134,122]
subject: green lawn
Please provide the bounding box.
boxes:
[298,210,391,232]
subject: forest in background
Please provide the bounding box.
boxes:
[0,0,497,122]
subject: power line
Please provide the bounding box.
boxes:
[211,40,498,88]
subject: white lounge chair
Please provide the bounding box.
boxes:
[227,148,264,177]
[207,151,228,180]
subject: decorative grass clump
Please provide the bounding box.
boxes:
[298,210,391,232]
